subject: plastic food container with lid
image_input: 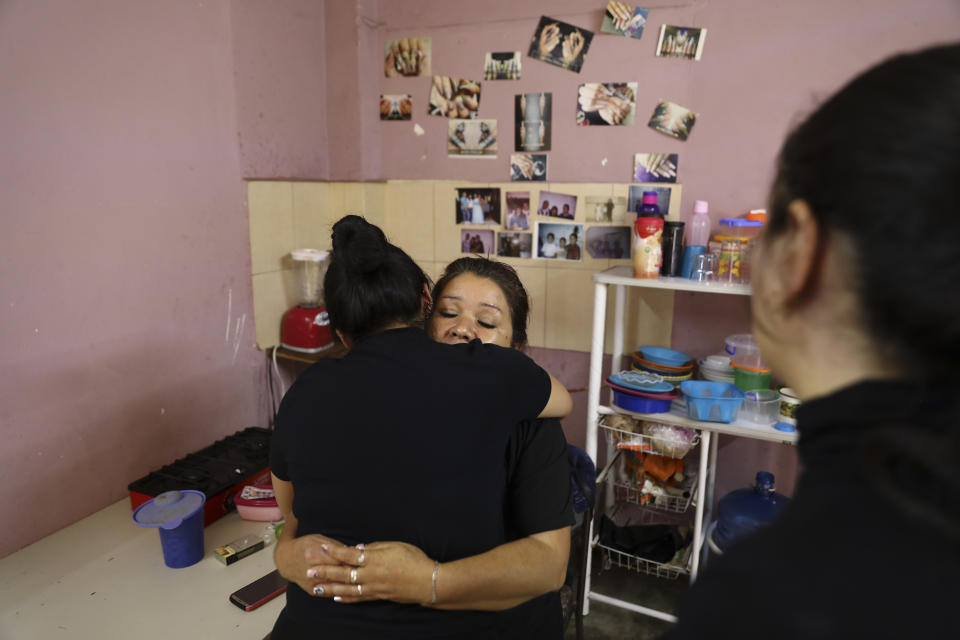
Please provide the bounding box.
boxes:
[719,217,765,239]
[723,334,768,370]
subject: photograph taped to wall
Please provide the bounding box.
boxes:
[514,93,552,152]
[504,191,531,230]
[586,225,631,259]
[448,119,498,157]
[527,16,593,73]
[456,188,501,225]
[537,190,577,220]
[461,229,495,255]
[585,195,628,223]
[484,52,521,80]
[634,153,678,182]
[601,2,649,39]
[510,153,547,181]
[655,25,707,61]
[577,82,637,126]
[536,221,584,261]
[430,76,481,118]
[380,94,413,121]
[384,37,431,77]
[628,185,675,216]
[497,232,533,258]
[648,101,697,141]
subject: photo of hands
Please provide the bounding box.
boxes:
[380,94,413,121]
[577,82,637,126]
[448,119,498,157]
[656,25,707,61]
[527,16,593,73]
[634,153,678,182]
[510,153,547,182]
[600,2,649,39]
[648,101,697,141]
[484,52,521,80]
[384,37,431,77]
[514,92,552,152]
[429,76,481,119]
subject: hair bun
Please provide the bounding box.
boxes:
[331,215,387,274]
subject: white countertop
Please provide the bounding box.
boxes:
[0,499,284,639]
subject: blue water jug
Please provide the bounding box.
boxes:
[714,471,790,551]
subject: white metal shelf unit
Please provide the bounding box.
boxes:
[582,267,762,624]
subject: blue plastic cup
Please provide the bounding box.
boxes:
[133,490,207,569]
[680,245,706,278]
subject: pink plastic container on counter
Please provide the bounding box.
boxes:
[234,485,282,521]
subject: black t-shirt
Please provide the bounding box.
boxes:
[270,327,552,639]
[497,418,574,640]
[663,381,960,639]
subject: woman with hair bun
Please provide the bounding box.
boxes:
[665,43,960,638]
[269,216,572,639]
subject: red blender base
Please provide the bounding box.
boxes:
[281,305,335,353]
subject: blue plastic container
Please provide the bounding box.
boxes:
[638,345,692,367]
[612,389,672,414]
[132,490,207,568]
[680,381,745,423]
[715,471,791,551]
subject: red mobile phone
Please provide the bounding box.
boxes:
[229,569,288,612]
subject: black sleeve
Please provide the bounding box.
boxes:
[504,419,575,537]
[269,411,290,481]
[479,342,553,421]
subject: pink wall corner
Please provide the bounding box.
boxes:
[231,0,330,180]
[0,0,267,558]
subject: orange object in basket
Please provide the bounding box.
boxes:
[642,453,683,483]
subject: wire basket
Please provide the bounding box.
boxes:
[599,416,700,459]
[611,468,698,513]
[598,543,690,580]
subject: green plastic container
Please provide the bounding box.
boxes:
[733,366,772,391]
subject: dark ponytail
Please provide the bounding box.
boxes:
[324,215,429,342]
[769,43,960,381]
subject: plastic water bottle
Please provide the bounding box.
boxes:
[714,471,790,551]
[687,200,711,246]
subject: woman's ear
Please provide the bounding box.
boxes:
[421,283,433,317]
[778,199,822,306]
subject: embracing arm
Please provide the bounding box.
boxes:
[539,371,573,419]
[316,526,569,610]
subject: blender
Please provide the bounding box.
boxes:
[280,249,335,353]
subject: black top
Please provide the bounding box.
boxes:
[270,327,553,639]
[664,380,960,639]
[497,419,574,640]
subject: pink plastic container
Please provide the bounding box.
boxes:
[234,485,282,521]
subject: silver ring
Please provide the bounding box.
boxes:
[349,568,358,584]
[356,583,363,596]
[313,585,324,596]
[357,551,365,565]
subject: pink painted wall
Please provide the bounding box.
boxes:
[231,0,330,179]
[0,0,269,558]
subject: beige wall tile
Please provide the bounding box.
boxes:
[292,181,330,250]
[513,264,547,348]
[543,268,598,351]
[248,181,295,275]
[363,183,386,228]
[611,287,674,355]
[383,181,436,263]
[251,269,299,349]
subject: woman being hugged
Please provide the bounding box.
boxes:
[270,217,571,639]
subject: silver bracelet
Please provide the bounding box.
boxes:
[430,560,440,605]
